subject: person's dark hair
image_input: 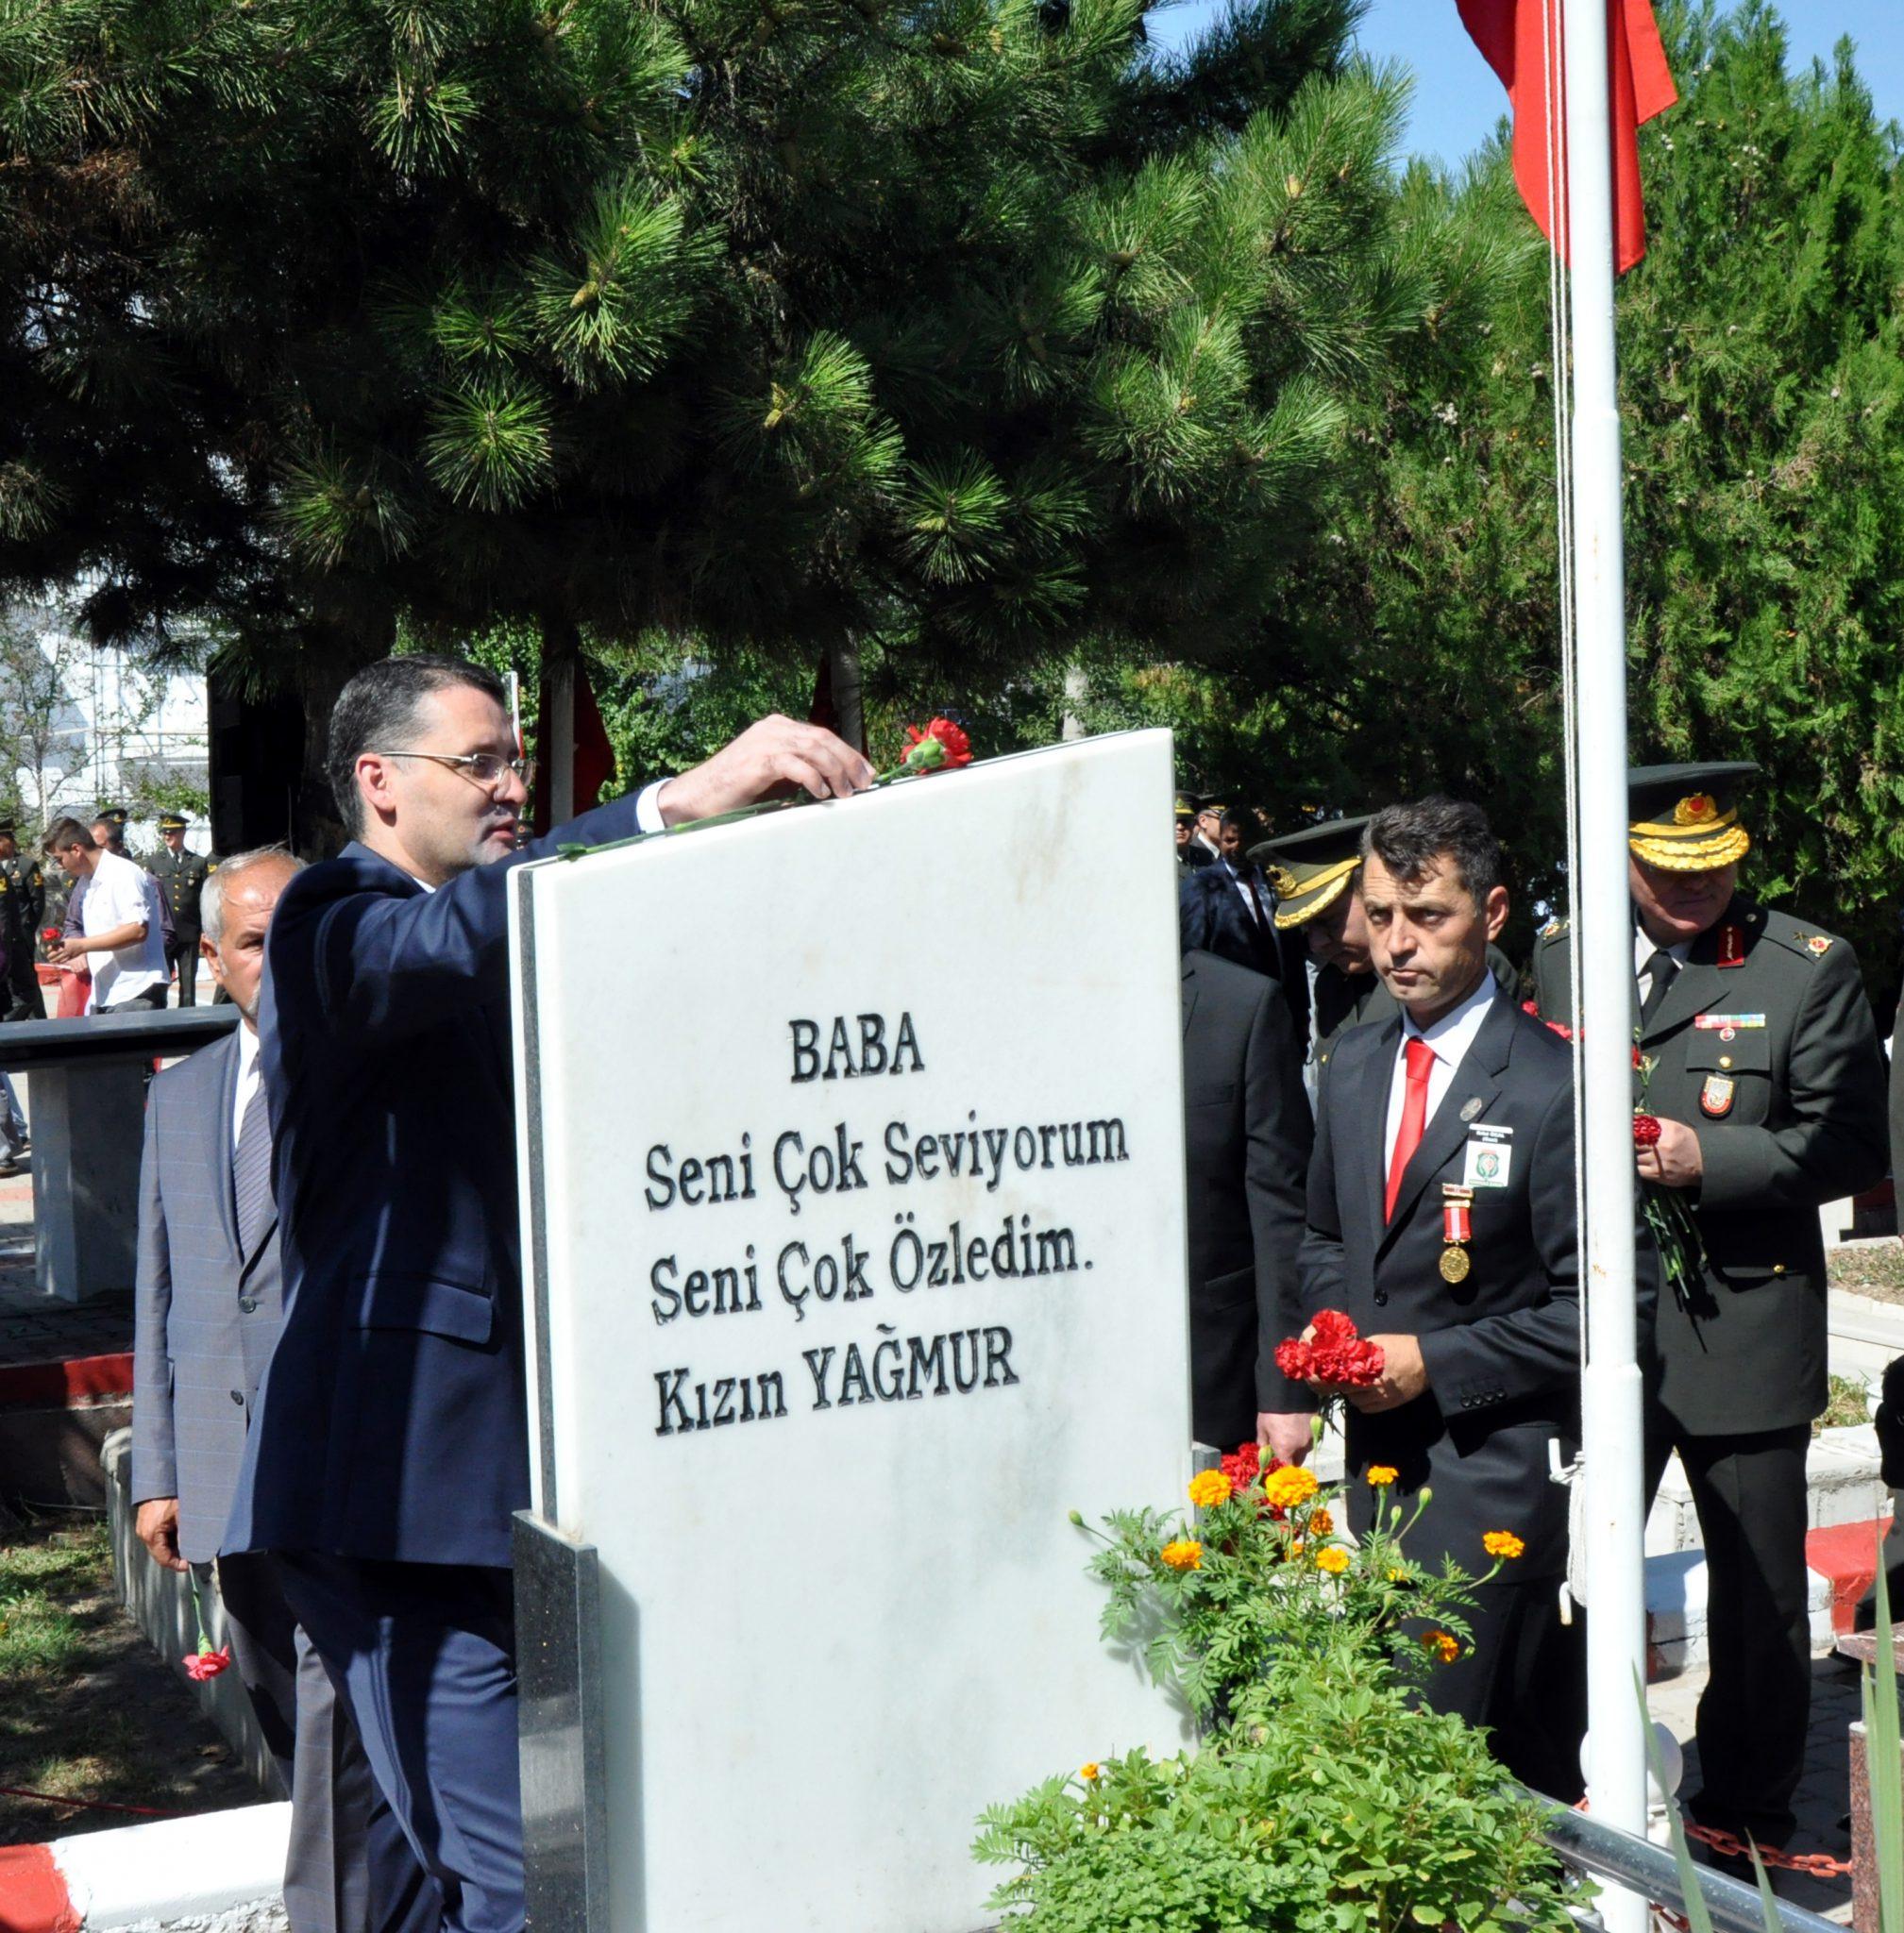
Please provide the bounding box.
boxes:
[1220,807,1258,838]
[43,816,90,856]
[1361,797,1504,905]
[328,654,508,835]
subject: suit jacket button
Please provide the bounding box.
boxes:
[229,1389,244,1405]
[1373,1290,1389,1306]
[239,1296,258,1314]
[1772,1263,1786,1276]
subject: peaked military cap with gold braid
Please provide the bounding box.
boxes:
[1250,815,1373,930]
[1627,762,1758,872]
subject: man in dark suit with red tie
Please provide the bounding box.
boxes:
[1283,797,1638,1799]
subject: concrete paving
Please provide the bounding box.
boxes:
[1647,1656,1863,1921]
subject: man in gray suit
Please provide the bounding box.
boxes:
[132,848,424,1933]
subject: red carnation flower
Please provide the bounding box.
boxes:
[901,717,973,774]
[184,1643,232,1682]
[1633,1113,1662,1148]
[1276,1310,1385,1388]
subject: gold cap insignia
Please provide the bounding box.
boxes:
[1675,794,1717,825]
[1807,933,1832,956]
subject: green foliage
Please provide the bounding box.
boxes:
[975,1457,1575,1933]
[0,0,1471,752]
[1259,2,1904,973]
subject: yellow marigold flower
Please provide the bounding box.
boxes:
[1286,1539,1306,1559]
[1262,1465,1320,1510]
[1188,1470,1233,1509]
[1388,1567,1408,1582]
[1308,1508,1333,1536]
[1367,1465,1399,1487]
[1314,1546,1351,1575]
[1159,1538,1204,1572]
[1422,1631,1460,1664]
[1483,1531,1526,1560]
[1079,1762,1101,1782]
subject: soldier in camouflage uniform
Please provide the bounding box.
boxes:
[146,813,216,1007]
[0,821,44,1021]
[1531,762,1888,1854]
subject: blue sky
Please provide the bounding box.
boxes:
[1148,2,1904,168]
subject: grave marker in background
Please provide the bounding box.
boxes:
[512,730,1194,1931]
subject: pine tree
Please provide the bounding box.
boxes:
[1258,0,1904,975]
[1,0,1468,832]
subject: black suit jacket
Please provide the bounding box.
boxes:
[1179,951,1313,1448]
[1295,990,1610,1580]
[1178,864,1310,1036]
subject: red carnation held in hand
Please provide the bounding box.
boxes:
[184,1643,232,1682]
[1632,1113,1663,1148]
[1275,1310,1386,1387]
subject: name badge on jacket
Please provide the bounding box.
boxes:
[1462,1121,1513,1189]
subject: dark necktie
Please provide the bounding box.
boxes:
[1639,949,1679,1029]
[233,1079,274,1261]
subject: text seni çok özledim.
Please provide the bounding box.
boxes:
[641,1015,1132,1437]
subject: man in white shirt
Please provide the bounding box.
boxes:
[1282,796,1624,1800]
[44,818,170,1011]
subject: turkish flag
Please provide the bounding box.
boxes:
[1457,0,1677,274]
[531,654,616,832]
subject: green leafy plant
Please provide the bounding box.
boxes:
[975,1450,1578,1933]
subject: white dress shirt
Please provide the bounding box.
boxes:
[1633,929,1693,1005]
[231,1018,263,1151]
[1383,972,1500,1172]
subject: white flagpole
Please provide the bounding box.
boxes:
[1563,2,1649,1917]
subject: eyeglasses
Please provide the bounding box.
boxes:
[374,750,537,787]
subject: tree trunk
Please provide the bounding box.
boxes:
[538,614,581,831]
[292,600,396,858]
[827,636,866,756]
[1060,662,1089,742]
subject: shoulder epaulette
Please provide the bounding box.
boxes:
[1754,905,1849,964]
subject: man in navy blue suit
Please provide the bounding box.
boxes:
[228,654,872,1933]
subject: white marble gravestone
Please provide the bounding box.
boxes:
[511,730,1195,1932]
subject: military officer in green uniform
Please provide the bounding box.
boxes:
[0,821,45,1021]
[1531,762,1888,1855]
[146,813,216,1007]
[1258,815,1516,1100]
[1174,794,1206,875]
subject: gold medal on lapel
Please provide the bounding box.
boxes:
[1440,1246,1472,1284]
[1700,1073,1735,1118]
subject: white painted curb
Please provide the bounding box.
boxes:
[50,1803,288,1929]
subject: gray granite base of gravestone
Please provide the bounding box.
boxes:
[510,731,1196,1933]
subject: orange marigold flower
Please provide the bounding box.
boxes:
[1079,1762,1102,1782]
[1286,1539,1306,1559]
[1159,1538,1204,1572]
[1188,1470,1233,1509]
[1422,1631,1460,1664]
[1308,1509,1334,1536]
[1315,1546,1351,1575]
[1367,1465,1399,1487]
[1262,1466,1320,1511]
[1483,1531,1526,1560]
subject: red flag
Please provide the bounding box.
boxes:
[1457,0,1677,275]
[531,655,615,832]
